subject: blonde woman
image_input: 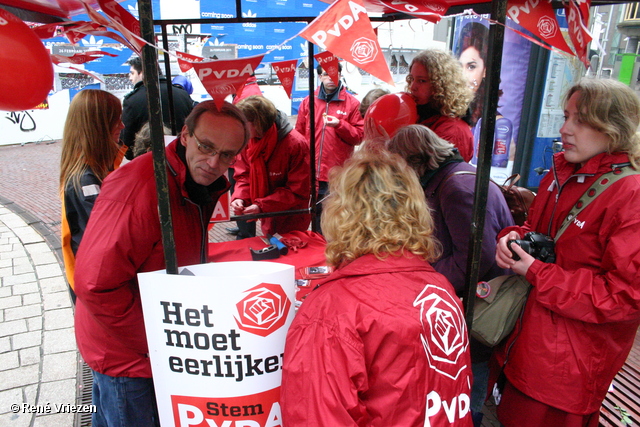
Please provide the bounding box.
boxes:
[407,49,474,161]
[495,79,640,426]
[59,89,125,301]
[282,150,473,426]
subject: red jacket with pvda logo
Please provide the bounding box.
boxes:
[497,151,640,414]
[231,111,311,236]
[281,252,473,426]
[74,139,229,378]
[295,85,364,182]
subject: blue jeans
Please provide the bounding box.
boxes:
[91,370,160,427]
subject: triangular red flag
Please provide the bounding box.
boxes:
[271,59,298,99]
[507,0,574,55]
[565,0,592,67]
[175,51,208,72]
[378,0,447,23]
[300,0,393,85]
[314,51,341,86]
[189,55,264,110]
[96,0,145,53]
[51,51,118,65]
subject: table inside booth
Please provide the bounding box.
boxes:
[208,230,328,304]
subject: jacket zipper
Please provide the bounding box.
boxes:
[184,197,207,263]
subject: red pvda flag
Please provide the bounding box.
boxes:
[271,59,299,99]
[507,0,574,55]
[565,0,592,68]
[378,0,448,23]
[190,55,265,109]
[314,51,341,86]
[175,50,207,72]
[300,0,394,85]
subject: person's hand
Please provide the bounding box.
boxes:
[243,204,261,215]
[363,116,390,142]
[324,114,340,128]
[230,199,245,215]
[496,231,535,276]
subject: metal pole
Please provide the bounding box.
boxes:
[463,0,507,327]
[138,0,178,274]
[308,41,318,232]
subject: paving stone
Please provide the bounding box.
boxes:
[0,319,27,338]
[0,411,32,427]
[42,292,71,311]
[22,292,42,306]
[0,214,27,228]
[12,262,34,275]
[27,316,42,332]
[36,379,76,410]
[0,388,23,415]
[12,282,39,295]
[43,308,73,331]
[28,252,57,266]
[0,249,28,260]
[19,346,41,366]
[41,352,77,382]
[4,304,41,321]
[0,258,10,268]
[39,277,66,295]
[0,352,19,371]
[0,295,21,310]
[12,331,42,350]
[0,286,11,298]
[0,336,10,353]
[24,242,51,255]
[33,411,75,427]
[12,227,43,245]
[43,329,75,355]
[0,267,14,278]
[34,264,62,280]
[2,273,36,286]
[24,384,37,406]
[0,364,39,389]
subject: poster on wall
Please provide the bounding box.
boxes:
[452,15,532,183]
[138,261,295,427]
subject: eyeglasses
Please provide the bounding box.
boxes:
[192,133,238,165]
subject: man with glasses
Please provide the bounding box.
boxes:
[73,101,249,427]
[295,62,363,233]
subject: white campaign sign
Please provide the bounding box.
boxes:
[138,261,295,427]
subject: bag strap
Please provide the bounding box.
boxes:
[556,164,640,239]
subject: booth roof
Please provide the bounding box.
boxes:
[1,0,487,22]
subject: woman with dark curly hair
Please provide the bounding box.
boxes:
[407,49,474,162]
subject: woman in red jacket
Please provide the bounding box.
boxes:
[282,150,473,426]
[495,78,640,426]
[406,49,474,162]
[232,95,310,237]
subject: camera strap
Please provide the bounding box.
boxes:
[557,165,640,239]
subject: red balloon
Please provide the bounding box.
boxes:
[0,9,54,111]
[364,92,418,137]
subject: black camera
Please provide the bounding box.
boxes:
[507,232,555,263]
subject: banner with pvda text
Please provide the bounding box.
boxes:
[139,262,295,427]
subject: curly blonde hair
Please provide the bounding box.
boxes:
[564,78,640,169]
[321,150,441,267]
[409,49,473,118]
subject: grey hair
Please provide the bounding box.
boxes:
[387,124,455,172]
